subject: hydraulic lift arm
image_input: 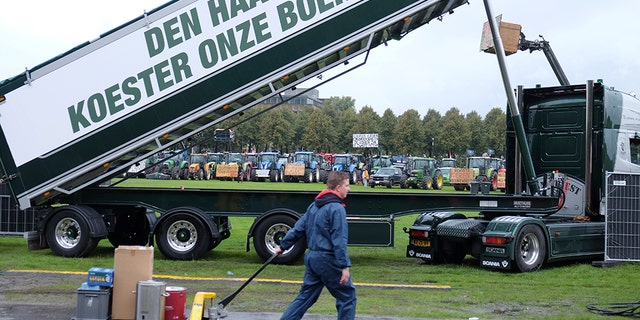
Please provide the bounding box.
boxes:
[519,33,570,86]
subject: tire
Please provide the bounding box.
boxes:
[490,172,498,191]
[433,171,444,190]
[320,170,329,183]
[400,175,408,189]
[304,169,314,183]
[45,209,100,257]
[198,169,204,180]
[440,239,466,264]
[171,167,180,180]
[269,169,278,182]
[386,180,393,188]
[421,176,432,190]
[513,224,546,272]
[253,215,306,264]
[350,170,358,184]
[313,168,320,182]
[155,212,211,260]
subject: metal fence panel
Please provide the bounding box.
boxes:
[605,172,640,261]
[0,183,37,236]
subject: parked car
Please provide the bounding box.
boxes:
[369,167,406,188]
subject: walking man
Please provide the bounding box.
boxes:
[275,171,356,320]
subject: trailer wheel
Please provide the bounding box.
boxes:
[513,224,546,272]
[253,215,305,264]
[156,213,211,260]
[45,210,99,257]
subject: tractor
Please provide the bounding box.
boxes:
[404,157,443,190]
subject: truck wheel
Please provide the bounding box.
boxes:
[45,209,99,257]
[441,240,466,264]
[198,169,204,180]
[513,224,546,272]
[253,215,305,264]
[156,213,211,260]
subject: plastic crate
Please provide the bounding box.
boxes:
[74,287,112,320]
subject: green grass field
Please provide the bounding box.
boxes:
[2,179,638,319]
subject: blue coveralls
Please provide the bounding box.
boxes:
[278,190,357,320]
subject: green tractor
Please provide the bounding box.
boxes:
[404,157,443,190]
[368,155,394,174]
[467,156,502,191]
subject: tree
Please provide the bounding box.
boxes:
[378,108,397,155]
[395,109,425,156]
[261,107,293,152]
[422,109,441,157]
[466,111,485,156]
[484,107,507,156]
[438,108,470,159]
[301,109,336,152]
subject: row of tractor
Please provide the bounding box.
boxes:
[369,155,505,191]
[127,149,504,191]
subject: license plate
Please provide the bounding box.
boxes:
[410,239,430,247]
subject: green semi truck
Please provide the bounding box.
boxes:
[406,81,640,271]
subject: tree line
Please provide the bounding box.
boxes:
[201,96,507,160]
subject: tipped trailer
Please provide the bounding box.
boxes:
[0,0,483,262]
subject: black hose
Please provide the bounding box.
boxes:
[587,300,640,318]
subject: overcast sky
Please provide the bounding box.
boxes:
[2,1,638,118]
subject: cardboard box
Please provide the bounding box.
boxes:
[112,246,154,320]
[480,20,522,56]
[87,267,114,287]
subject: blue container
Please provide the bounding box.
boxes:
[87,267,114,287]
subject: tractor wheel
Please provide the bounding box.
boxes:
[350,170,358,184]
[490,172,499,191]
[400,175,408,189]
[420,176,433,190]
[433,171,444,190]
[304,169,314,183]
